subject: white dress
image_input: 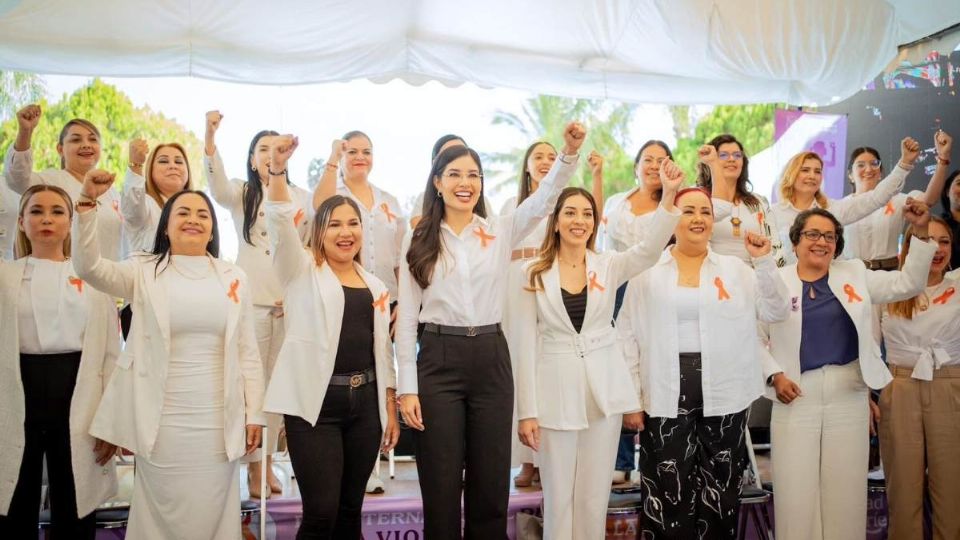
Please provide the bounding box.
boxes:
[126,255,241,540]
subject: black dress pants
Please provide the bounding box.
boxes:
[285,381,382,540]
[414,329,514,540]
[0,352,95,539]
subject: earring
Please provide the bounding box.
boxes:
[251,164,257,172]
[437,190,442,199]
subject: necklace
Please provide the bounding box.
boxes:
[731,201,742,237]
[558,256,584,269]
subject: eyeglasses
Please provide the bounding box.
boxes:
[442,171,483,182]
[853,159,881,170]
[718,151,744,161]
[800,230,838,243]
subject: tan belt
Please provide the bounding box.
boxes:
[863,256,899,271]
[890,365,960,379]
[511,247,539,261]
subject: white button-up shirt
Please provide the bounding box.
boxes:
[336,180,405,299]
[17,258,89,354]
[880,274,960,380]
[396,155,579,394]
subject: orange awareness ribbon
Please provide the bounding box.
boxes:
[227,279,240,304]
[884,201,895,215]
[843,283,863,303]
[714,277,730,300]
[372,291,389,313]
[588,271,605,292]
[294,208,305,227]
[68,276,83,293]
[111,200,123,222]
[380,203,397,223]
[756,211,765,227]
[473,226,496,248]
[932,287,955,305]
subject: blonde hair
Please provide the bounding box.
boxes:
[779,152,827,209]
[15,184,74,259]
[887,217,952,319]
[526,187,598,291]
[144,143,193,208]
[57,119,101,169]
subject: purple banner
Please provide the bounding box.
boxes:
[771,110,848,201]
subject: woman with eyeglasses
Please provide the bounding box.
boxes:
[697,134,785,267]
[397,122,585,538]
[877,216,960,540]
[844,130,952,270]
[771,135,931,264]
[203,110,314,498]
[759,204,936,540]
[409,135,495,230]
[616,186,790,539]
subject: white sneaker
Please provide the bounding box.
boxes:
[366,472,385,494]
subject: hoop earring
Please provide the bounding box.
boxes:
[437,190,442,199]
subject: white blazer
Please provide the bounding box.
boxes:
[71,210,266,461]
[262,202,397,430]
[513,206,680,430]
[120,169,162,254]
[0,258,119,517]
[618,251,791,418]
[759,238,937,397]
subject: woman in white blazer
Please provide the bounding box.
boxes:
[4,104,123,262]
[0,185,118,538]
[760,204,936,540]
[203,110,313,496]
[262,136,399,538]
[514,159,682,540]
[71,170,266,540]
[617,186,791,539]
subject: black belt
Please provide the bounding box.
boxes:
[423,322,501,337]
[329,368,376,388]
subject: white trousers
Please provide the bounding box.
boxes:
[250,305,284,458]
[539,397,622,540]
[771,361,870,540]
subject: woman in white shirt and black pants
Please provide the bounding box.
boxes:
[0,185,118,538]
[617,187,791,539]
[397,123,585,538]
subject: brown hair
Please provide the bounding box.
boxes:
[779,152,827,209]
[517,141,556,205]
[309,195,363,267]
[57,119,101,169]
[144,143,193,208]
[887,217,952,319]
[15,184,74,259]
[526,187,599,291]
[696,134,760,210]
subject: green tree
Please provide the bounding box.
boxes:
[0,78,203,188]
[671,104,779,181]
[0,71,45,120]
[487,95,638,201]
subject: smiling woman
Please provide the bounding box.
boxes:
[121,139,194,254]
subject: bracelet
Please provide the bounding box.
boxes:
[896,160,915,171]
[78,192,98,202]
[268,167,287,176]
[558,152,577,164]
[913,234,930,241]
[130,162,144,168]
[325,162,339,170]
[937,156,951,166]
[75,200,98,210]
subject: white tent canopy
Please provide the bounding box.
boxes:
[0,0,957,105]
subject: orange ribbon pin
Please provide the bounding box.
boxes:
[111,200,123,222]
[757,211,765,226]
[380,203,397,223]
[884,201,895,215]
[843,283,863,303]
[932,287,955,305]
[68,276,83,293]
[372,291,389,313]
[714,277,730,300]
[227,279,240,303]
[588,271,605,292]
[473,226,496,248]
[294,208,305,227]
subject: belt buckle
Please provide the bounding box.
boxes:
[349,374,364,388]
[466,326,478,337]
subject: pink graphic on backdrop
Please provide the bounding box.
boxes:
[774,110,848,201]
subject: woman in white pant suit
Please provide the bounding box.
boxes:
[760,204,936,540]
[72,170,266,540]
[514,159,683,540]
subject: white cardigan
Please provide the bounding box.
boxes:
[759,238,937,397]
[262,202,397,430]
[618,250,791,418]
[513,205,680,430]
[71,210,266,461]
[0,258,119,516]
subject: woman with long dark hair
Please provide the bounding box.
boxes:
[0,184,118,538]
[514,159,681,539]
[263,135,400,537]
[73,170,265,539]
[397,122,586,538]
[410,134,496,229]
[5,104,123,261]
[203,110,312,497]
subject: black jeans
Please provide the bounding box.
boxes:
[0,352,95,539]
[284,381,381,540]
[637,353,748,540]
[414,329,514,540]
